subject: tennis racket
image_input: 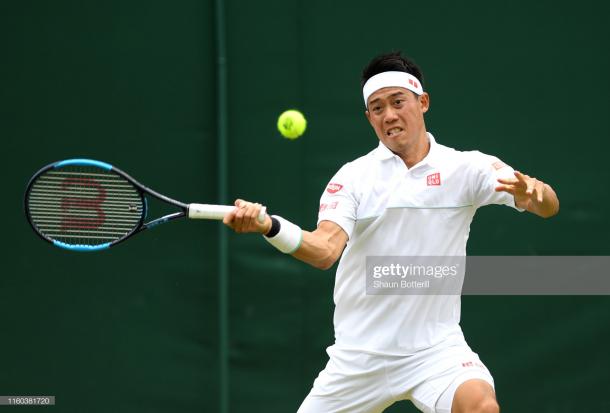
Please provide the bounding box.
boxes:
[24,158,265,251]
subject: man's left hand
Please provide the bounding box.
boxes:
[496,171,559,218]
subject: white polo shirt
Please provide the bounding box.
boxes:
[317,133,521,355]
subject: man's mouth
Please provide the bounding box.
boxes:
[386,127,403,137]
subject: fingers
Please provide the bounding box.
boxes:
[497,171,530,191]
[222,202,239,225]
[517,171,542,200]
[223,200,268,233]
[496,177,518,185]
[234,201,253,232]
[514,172,534,196]
[497,171,525,187]
[223,199,246,226]
[514,170,528,182]
[534,180,545,203]
[495,184,515,194]
[496,171,546,204]
[525,177,545,203]
[496,173,519,193]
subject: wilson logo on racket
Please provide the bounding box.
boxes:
[326,183,343,194]
[60,177,106,231]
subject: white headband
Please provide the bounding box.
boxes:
[362,71,424,106]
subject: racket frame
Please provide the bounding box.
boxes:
[24,159,189,251]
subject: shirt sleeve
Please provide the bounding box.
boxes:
[470,151,524,211]
[317,163,359,238]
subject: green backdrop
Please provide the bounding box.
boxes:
[1,1,609,412]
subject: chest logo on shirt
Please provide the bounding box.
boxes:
[426,172,441,186]
[326,183,343,194]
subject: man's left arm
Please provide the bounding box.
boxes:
[495,171,559,218]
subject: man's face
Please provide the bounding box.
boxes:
[365,87,429,154]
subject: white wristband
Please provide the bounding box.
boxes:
[263,215,302,254]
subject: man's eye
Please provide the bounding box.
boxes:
[394,99,404,105]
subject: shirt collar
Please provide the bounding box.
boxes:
[374,132,441,168]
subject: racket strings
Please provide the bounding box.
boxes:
[28,165,144,246]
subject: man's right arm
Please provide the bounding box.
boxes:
[292,220,348,270]
[223,199,348,270]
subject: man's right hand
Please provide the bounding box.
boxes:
[223,199,272,234]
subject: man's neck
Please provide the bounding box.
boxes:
[397,132,430,169]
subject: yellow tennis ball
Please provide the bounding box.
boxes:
[277,109,307,139]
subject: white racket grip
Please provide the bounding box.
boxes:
[188,204,234,220]
[187,203,267,222]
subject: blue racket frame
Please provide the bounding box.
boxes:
[24,158,189,251]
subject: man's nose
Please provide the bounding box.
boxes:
[384,107,398,123]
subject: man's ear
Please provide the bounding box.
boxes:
[365,110,371,124]
[420,92,430,114]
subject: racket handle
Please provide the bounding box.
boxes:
[187,203,267,223]
[188,204,234,220]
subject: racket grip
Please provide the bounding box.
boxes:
[188,204,235,220]
[187,203,267,223]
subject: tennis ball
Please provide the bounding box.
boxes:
[277,109,307,139]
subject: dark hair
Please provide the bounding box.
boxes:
[361,51,424,89]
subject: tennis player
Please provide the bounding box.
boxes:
[224,51,559,413]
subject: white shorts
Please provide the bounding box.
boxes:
[297,338,494,413]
